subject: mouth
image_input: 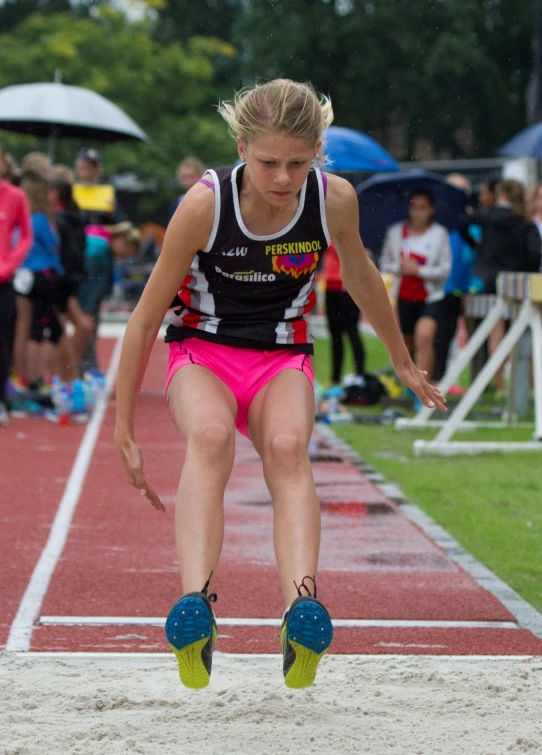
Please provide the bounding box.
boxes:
[271,191,290,197]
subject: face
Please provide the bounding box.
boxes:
[178,165,201,191]
[237,131,318,205]
[48,187,59,207]
[533,188,542,216]
[110,235,136,259]
[480,184,496,208]
[76,158,102,184]
[408,195,434,227]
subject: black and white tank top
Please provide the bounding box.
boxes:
[165,164,330,354]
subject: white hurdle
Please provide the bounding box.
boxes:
[397,273,542,455]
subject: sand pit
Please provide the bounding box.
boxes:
[1,653,542,754]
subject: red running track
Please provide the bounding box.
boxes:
[2,337,542,656]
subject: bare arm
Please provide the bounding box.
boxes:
[325,174,446,411]
[114,183,215,508]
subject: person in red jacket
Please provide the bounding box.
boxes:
[0,143,32,424]
[323,242,365,384]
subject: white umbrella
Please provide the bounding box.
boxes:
[0,81,148,159]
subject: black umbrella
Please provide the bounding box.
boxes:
[356,170,467,257]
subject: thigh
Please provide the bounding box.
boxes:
[166,363,237,440]
[247,367,315,457]
[415,315,438,343]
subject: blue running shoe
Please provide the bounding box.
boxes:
[165,572,218,689]
[280,576,333,689]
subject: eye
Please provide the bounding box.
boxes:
[260,160,276,166]
[290,161,306,167]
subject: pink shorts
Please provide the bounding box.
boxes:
[165,338,314,439]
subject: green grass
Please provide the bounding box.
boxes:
[313,336,542,612]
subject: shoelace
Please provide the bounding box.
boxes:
[202,571,218,603]
[293,575,317,599]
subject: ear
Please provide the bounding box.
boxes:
[236,136,247,162]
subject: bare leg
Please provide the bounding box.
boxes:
[248,369,320,607]
[66,297,94,360]
[415,316,438,379]
[54,333,80,382]
[167,365,237,595]
[489,319,506,391]
[12,295,32,380]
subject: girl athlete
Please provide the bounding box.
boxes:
[115,80,446,690]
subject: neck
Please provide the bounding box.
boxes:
[409,220,430,233]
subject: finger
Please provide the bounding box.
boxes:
[142,482,166,513]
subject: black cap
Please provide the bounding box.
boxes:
[77,148,102,165]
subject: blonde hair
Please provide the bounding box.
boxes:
[51,164,75,183]
[21,172,52,217]
[218,79,334,166]
[528,184,542,215]
[21,151,51,179]
[497,179,528,219]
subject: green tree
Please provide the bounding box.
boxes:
[0,9,238,209]
[233,0,533,159]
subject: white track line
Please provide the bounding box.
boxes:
[38,616,519,630]
[15,652,542,663]
[5,339,123,653]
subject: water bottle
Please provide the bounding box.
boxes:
[82,378,97,411]
[51,377,72,426]
[71,379,86,414]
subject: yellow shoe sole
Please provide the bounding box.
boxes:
[283,640,328,689]
[169,636,212,690]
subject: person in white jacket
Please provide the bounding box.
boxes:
[380,189,451,380]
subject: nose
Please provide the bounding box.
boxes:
[274,167,290,187]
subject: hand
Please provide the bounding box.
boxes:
[114,433,165,513]
[392,358,447,413]
[400,258,420,276]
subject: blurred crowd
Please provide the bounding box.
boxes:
[320,174,542,406]
[0,144,142,424]
[2,141,542,425]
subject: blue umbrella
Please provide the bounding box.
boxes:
[499,123,542,157]
[323,126,398,172]
[356,170,467,256]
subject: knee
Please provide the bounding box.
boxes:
[415,325,435,351]
[264,432,306,474]
[189,421,235,461]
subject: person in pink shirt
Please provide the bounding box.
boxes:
[0,143,32,424]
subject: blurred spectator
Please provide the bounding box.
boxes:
[479,178,499,209]
[470,179,541,295]
[0,143,32,424]
[380,189,451,381]
[49,173,94,371]
[3,153,21,185]
[20,151,51,180]
[73,148,119,226]
[167,156,205,224]
[529,185,542,269]
[13,172,64,387]
[78,221,138,373]
[323,242,365,385]
[432,174,476,382]
[470,179,541,391]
